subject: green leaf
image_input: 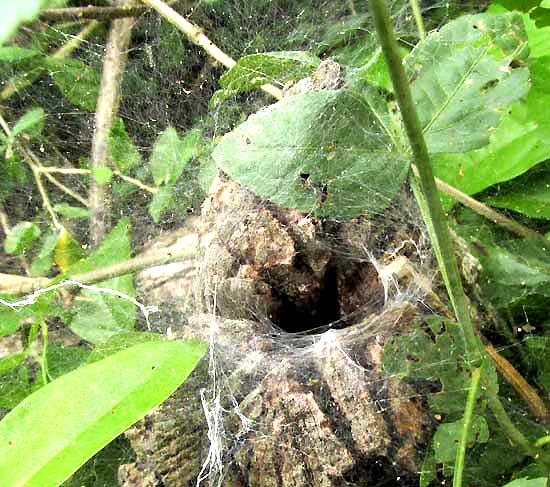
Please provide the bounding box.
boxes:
[432,101,550,210]
[0,46,40,63]
[12,107,45,140]
[87,331,163,363]
[148,185,174,223]
[68,220,136,344]
[47,58,100,111]
[490,2,550,58]
[484,162,550,218]
[213,89,409,218]
[91,167,113,185]
[109,118,141,172]
[29,231,59,276]
[476,238,550,308]
[0,339,207,487]
[0,352,27,376]
[53,203,90,219]
[0,293,58,337]
[4,221,41,255]
[406,12,530,153]
[0,364,35,409]
[46,346,91,380]
[149,128,200,186]
[501,478,548,487]
[0,0,44,46]
[433,416,489,463]
[211,51,320,106]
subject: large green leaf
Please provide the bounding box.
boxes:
[406,12,530,153]
[432,101,550,210]
[500,478,548,487]
[211,51,320,106]
[0,339,206,487]
[68,220,136,344]
[213,89,409,218]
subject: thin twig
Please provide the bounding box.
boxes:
[0,244,196,295]
[114,170,158,194]
[0,112,61,229]
[26,151,90,207]
[39,165,158,194]
[40,6,149,21]
[486,344,549,423]
[411,164,546,242]
[89,7,135,246]
[1,21,99,101]
[140,0,283,100]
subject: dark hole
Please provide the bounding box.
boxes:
[269,262,341,333]
[299,172,310,182]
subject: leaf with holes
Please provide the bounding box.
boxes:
[406,12,530,153]
[213,89,409,218]
[0,339,206,487]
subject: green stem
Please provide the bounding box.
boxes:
[369,0,536,460]
[369,0,480,362]
[408,0,426,39]
[453,366,482,487]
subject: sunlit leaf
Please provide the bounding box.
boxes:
[0,0,44,46]
[0,339,207,487]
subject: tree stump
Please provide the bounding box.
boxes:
[119,61,440,487]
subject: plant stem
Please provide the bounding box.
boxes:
[369,0,479,361]
[140,0,283,100]
[40,6,149,21]
[39,321,49,385]
[0,244,196,295]
[453,366,481,487]
[408,0,426,39]
[89,5,134,247]
[369,0,536,458]
[486,344,549,423]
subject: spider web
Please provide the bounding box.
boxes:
[0,1,546,487]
